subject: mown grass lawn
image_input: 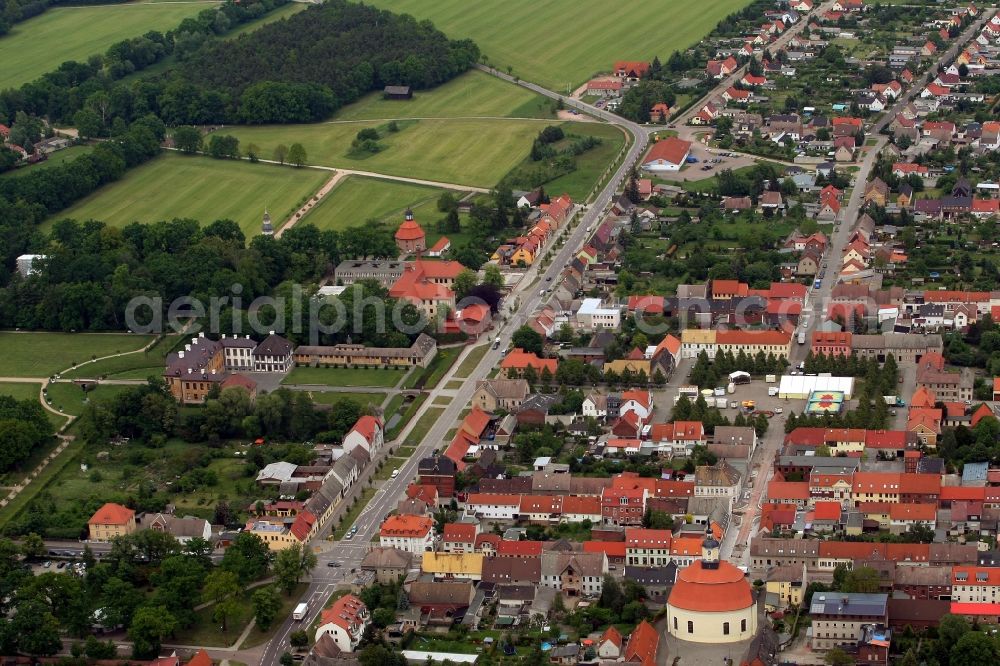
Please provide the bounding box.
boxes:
[0,382,42,403]
[282,366,406,388]
[0,332,153,377]
[364,0,753,91]
[44,382,132,417]
[540,123,627,200]
[453,342,490,378]
[386,393,427,441]
[407,407,445,445]
[49,154,327,236]
[304,175,469,232]
[334,70,551,120]
[62,334,182,380]
[308,391,386,409]
[223,118,544,187]
[402,347,459,390]
[0,1,219,90]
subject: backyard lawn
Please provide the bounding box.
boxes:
[223,118,544,187]
[48,154,327,236]
[364,0,753,91]
[0,0,219,90]
[334,70,552,120]
[282,366,406,388]
[0,146,94,180]
[0,332,153,377]
[303,175,470,232]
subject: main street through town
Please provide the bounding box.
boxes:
[259,9,996,662]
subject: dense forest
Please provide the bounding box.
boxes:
[0,395,53,475]
[172,0,480,123]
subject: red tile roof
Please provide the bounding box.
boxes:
[767,480,810,500]
[289,509,316,541]
[443,523,478,543]
[584,541,627,558]
[889,503,936,522]
[643,137,692,166]
[380,514,433,538]
[813,501,842,521]
[89,502,135,526]
[501,349,557,374]
[186,649,212,666]
[624,620,660,666]
[497,540,543,557]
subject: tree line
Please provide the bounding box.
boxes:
[0,214,402,330]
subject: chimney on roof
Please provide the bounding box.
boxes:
[178,351,185,359]
[187,368,192,374]
[269,330,275,335]
[185,344,191,351]
[199,332,205,338]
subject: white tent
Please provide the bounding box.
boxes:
[778,375,854,399]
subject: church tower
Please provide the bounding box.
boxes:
[262,208,274,236]
[701,525,720,570]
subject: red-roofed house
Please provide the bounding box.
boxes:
[88,502,137,541]
[315,593,370,652]
[642,137,692,173]
[500,349,557,378]
[706,56,738,78]
[379,514,435,554]
[443,523,480,553]
[614,61,651,82]
[343,415,384,456]
[599,626,624,659]
[625,528,674,566]
[767,480,810,507]
[624,620,660,666]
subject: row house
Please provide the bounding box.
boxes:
[851,473,942,505]
[647,421,707,457]
[753,537,977,571]
[625,528,674,567]
[951,566,1000,603]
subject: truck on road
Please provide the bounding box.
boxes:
[797,330,806,345]
[293,603,308,621]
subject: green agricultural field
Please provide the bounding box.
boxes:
[0,332,153,377]
[304,175,470,233]
[0,1,219,90]
[0,146,93,180]
[334,70,552,120]
[282,366,406,388]
[365,0,752,91]
[224,118,544,187]
[49,154,327,236]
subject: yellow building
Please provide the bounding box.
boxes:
[421,552,484,581]
[88,503,136,542]
[680,329,717,359]
[764,564,808,610]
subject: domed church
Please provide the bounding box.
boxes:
[665,528,758,644]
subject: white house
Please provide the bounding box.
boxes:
[379,515,435,554]
[464,493,521,520]
[582,392,608,419]
[314,594,370,652]
[251,332,294,373]
[576,298,621,330]
[641,137,692,173]
[619,390,652,421]
[342,415,384,456]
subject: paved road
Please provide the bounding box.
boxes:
[673,1,832,125]
[257,72,650,666]
[800,8,993,344]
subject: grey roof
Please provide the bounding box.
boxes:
[419,456,456,475]
[624,564,676,586]
[481,556,541,585]
[810,592,888,617]
[361,546,412,570]
[220,335,257,348]
[713,426,756,446]
[750,537,821,557]
[540,551,605,578]
[253,333,294,358]
[962,462,989,483]
[497,584,535,602]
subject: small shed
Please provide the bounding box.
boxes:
[384,85,413,100]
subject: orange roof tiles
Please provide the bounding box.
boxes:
[767,480,810,500]
[500,349,557,374]
[89,502,135,526]
[625,528,673,548]
[584,541,627,558]
[889,503,937,522]
[668,560,754,613]
[643,137,692,167]
[813,501,842,521]
[380,514,433,538]
[395,218,425,241]
[443,523,478,543]
[623,620,660,666]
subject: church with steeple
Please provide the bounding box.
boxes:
[394,209,426,254]
[665,527,758,644]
